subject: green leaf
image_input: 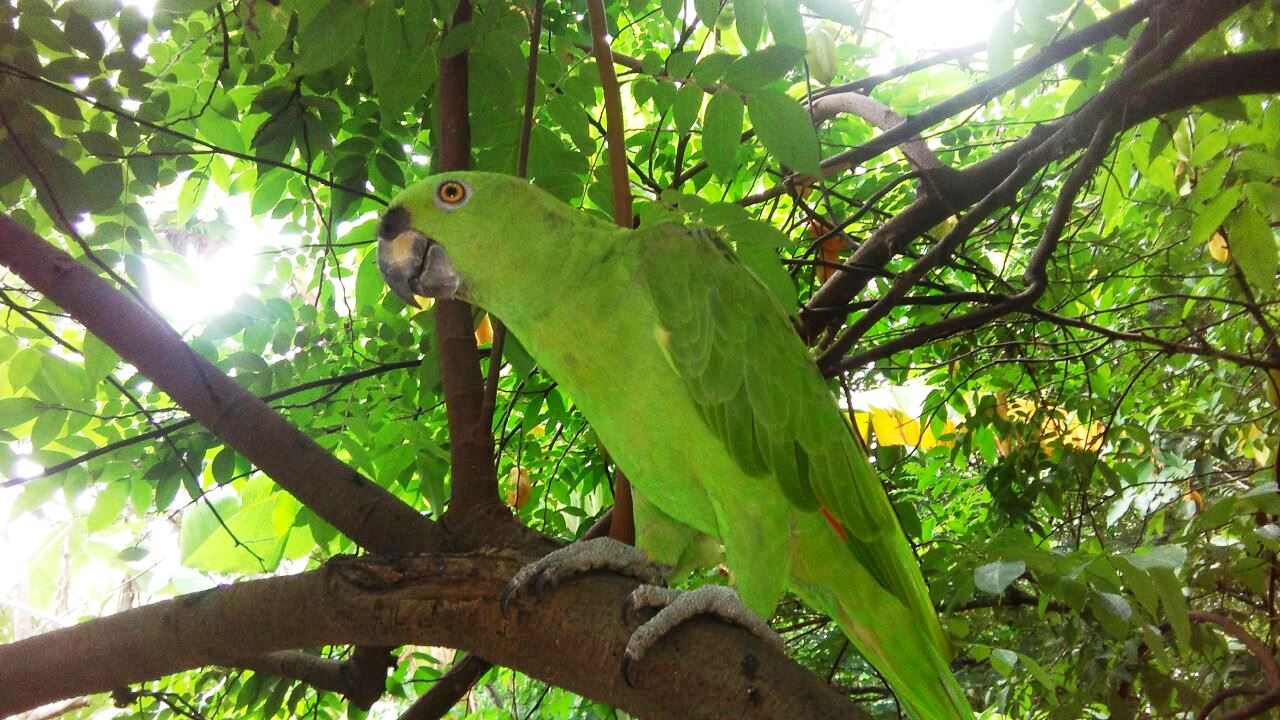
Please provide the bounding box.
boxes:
[197,112,245,154]
[65,10,106,59]
[210,447,236,484]
[30,409,66,450]
[975,559,1025,594]
[176,172,207,225]
[41,355,89,407]
[377,44,437,118]
[129,475,153,515]
[437,20,476,58]
[118,546,150,562]
[180,477,288,573]
[1115,557,1160,619]
[1151,568,1190,654]
[661,0,683,23]
[692,53,736,86]
[694,0,721,27]
[82,331,120,385]
[294,0,367,75]
[1189,187,1240,245]
[1244,181,1280,221]
[87,481,130,532]
[800,0,861,26]
[672,84,703,135]
[735,0,764,50]
[0,397,40,429]
[765,0,804,48]
[242,0,289,59]
[666,51,698,80]
[1226,203,1277,293]
[1122,544,1186,572]
[990,647,1018,676]
[84,164,123,214]
[9,349,42,389]
[366,0,405,93]
[1091,592,1131,639]
[746,89,821,176]
[724,45,804,92]
[355,246,386,310]
[988,10,1016,75]
[79,131,123,158]
[1016,652,1060,696]
[703,91,744,179]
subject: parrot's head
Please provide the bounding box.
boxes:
[376,171,596,310]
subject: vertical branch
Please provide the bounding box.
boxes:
[583,0,635,545]
[434,0,501,514]
[421,7,551,714]
[482,0,547,430]
[515,0,545,180]
[584,0,634,226]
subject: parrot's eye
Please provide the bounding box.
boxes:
[434,180,469,209]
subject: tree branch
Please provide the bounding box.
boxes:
[399,653,491,720]
[801,45,1280,345]
[584,0,636,545]
[0,553,868,720]
[232,648,387,710]
[433,0,502,516]
[756,0,1157,207]
[1190,611,1280,720]
[809,92,945,173]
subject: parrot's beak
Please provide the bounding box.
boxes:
[376,206,464,306]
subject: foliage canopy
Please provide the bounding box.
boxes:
[0,0,1278,718]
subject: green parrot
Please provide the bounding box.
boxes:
[377,172,972,720]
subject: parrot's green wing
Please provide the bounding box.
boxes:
[636,222,946,652]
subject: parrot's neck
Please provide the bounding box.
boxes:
[469,226,633,329]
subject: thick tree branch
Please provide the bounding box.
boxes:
[809,92,945,173]
[0,553,868,720]
[0,215,439,554]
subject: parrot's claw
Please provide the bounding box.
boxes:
[619,584,784,687]
[499,538,669,615]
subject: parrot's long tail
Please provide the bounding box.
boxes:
[789,522,975,720]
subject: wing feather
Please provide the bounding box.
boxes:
[636,220,928,602]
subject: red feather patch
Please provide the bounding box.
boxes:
[820,507,847,542]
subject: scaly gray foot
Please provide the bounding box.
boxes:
[499,537,669,613]
[619,584,785,686]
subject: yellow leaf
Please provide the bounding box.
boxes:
[1207,231,1230,263]
[506,466,531,509]
[475,313,494,345]
[1265,368,1280,410]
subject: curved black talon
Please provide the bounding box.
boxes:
[498,582,518,615]
[620,650,641,688]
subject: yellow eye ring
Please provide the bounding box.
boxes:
[436,180,467,206]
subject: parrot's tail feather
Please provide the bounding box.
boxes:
[790,523,975,720]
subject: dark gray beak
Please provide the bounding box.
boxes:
[376,206,463,307]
